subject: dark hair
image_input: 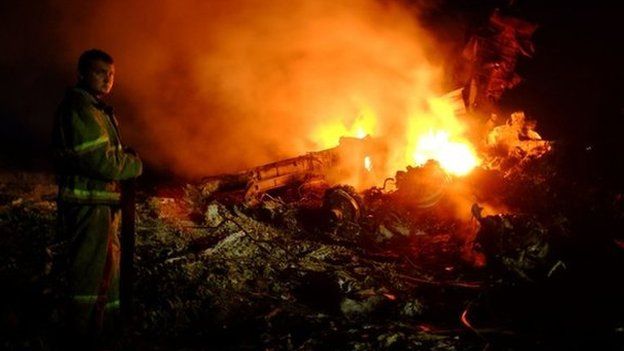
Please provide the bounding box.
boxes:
[78,49,114,75]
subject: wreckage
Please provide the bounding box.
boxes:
[194,88,469,212]
[196,135,386,206]
[462,9,538,113]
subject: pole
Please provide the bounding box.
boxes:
[120,179,136,328]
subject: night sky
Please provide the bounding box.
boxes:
[1,0,622,176]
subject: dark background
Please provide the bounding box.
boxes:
[1,0,622,175]
[424,0,624,143]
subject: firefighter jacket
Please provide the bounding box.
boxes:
[52,87,142,204]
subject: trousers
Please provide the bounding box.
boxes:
[57,203,121,343]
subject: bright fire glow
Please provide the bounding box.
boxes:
[310,93,481,183]
[412,130,479,176]
[402,94,480,177]
[355,128,368,139]
[312,107,377,148]
[364,156,373,172]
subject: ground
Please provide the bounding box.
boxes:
[2,146,624,350]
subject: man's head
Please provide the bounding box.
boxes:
[77,49,115,97]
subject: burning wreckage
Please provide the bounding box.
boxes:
[134,99,568,350]
[2,9,624,351]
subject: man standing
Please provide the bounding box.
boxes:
[52,49,142,348]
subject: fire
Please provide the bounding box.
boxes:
[364,156,373,172]
[355,128,368,139]
[412,130,479,176]
[310,92,480,184]
[402,94,480,177]
[311,107,377,148]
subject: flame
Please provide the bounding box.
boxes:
[310,92,480,184]
[355,127,368,139]
[312,106,377,148]
[364,155,373,172]
[412,130,479,176]
[402,95,480,177]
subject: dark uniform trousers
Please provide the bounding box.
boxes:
[58,203,122,344]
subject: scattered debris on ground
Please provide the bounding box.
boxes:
[2,139,624,351]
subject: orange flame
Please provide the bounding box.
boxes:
[304,79,484,185]
[405,95,480,177]
[412,130,479,176]
[310,91,479,184]
[312,107,377,148]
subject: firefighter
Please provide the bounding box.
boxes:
[52,49,142,349]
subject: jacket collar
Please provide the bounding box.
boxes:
[71,86,99,104]
[70,86,114,114]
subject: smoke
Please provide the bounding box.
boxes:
[1,0,457,178]
[65,0,454,178]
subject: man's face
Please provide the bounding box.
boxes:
[81,60,115,96]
